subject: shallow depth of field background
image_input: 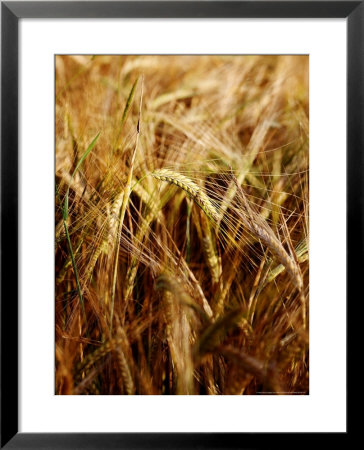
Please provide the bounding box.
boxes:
[55,55,309,395]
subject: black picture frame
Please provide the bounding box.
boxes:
[1,1,356,448]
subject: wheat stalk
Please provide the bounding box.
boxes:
[82,188,124,285]
[110,77,143,328]
[123,191,161,301]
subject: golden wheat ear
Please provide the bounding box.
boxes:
[151,168,219,223]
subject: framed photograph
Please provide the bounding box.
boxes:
[1,1,355,447]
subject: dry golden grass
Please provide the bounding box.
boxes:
[55,55,309,395]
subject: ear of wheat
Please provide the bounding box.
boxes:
[151,168,219,222]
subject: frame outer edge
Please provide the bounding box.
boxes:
[1,2,19,448]
[347,0,363,434]
[2,1,362,19]
[0,0,358,447]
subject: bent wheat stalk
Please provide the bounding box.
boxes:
[232,174,306,329]
[232,175,303,289]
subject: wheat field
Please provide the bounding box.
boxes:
[55,55,309,395]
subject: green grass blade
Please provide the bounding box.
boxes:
[63,132,100,219]
[71,132,100,180]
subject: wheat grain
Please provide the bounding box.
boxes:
[115,326,135,395]
[108,189,125,250]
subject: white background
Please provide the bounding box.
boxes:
[19,18,347,432]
